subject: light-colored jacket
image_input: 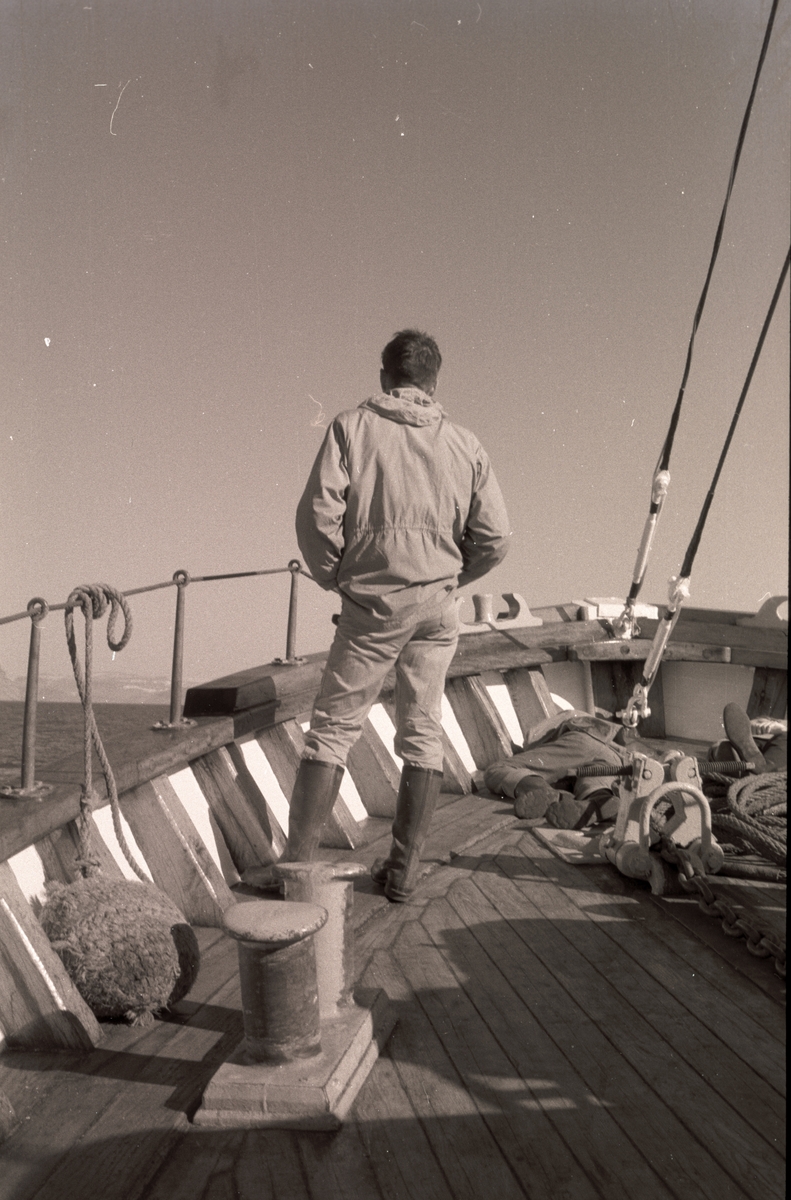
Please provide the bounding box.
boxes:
[296,387,511,618]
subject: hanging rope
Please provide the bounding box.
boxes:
[613,0,782,639]
[64,583,148,882]
[621,249,791,726]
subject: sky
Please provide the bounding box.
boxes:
[1,0,789,689]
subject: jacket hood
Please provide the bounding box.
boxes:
[359,387,445,427]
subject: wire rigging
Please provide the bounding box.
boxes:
[621,247,790,728]
[614,0,783,636]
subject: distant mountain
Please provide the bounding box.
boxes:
[0,670,195,705]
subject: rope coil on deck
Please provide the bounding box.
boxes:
[713,772,788,869]
[64,583,147,881]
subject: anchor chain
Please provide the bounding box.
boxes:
[660,835,786,978]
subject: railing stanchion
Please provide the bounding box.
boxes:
[285,560,301,662]
[20,599,48,791]
[169,570,190,725]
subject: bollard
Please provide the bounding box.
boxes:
[275,862,368,1020]
[197,888,396,1129]
[471,593,495,624]
[223,900,327,1063]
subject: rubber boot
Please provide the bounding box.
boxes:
[723,703,767,773]
[513,775,556,820]
[242,758,344,890]
[371,765,443,903]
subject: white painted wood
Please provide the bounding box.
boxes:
[662,662,755,742]
[440,693,476,772]
[338,773,367,822]
[7,845,47,909]
[541,660,589,711]
[0,895,67,1010]
[168,766,241,885]
[238,737,291,836]
[367,704,403,769]
[480,671,523,746]
[92,806,154,883]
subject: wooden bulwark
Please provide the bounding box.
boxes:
[0,861,102,1050]
[444,676,514,770]
[118,778,234,927]
[0,601,785,1060]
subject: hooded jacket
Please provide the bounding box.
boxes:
[296,387,511,619]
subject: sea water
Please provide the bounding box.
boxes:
[0,701,169,786]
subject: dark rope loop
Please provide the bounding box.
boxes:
[63,583,146,882]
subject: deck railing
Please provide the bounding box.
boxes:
[0,560,312,794]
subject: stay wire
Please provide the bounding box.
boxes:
[624,0,781,610]
[679,247,790,580]
[655,0,781,480]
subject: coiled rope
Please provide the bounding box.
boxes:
[64,583,148,882]
[712,771,787,869]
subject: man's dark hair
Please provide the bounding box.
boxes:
[381,329,442,391]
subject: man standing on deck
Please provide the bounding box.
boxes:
[278,329,510,901]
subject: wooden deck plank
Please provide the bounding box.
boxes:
[508,868,786,1140]
[0,816,784,1200]
[647,888,787,1003]
[555,855,786,1042]
[483,847,785,1199]
[231,1130,312,1200]
[450,864,768,1200]
[189,1134,246,1200]
[5,972,246,1200]
[392,915,605,1200]
[353,1051,458,1200]
[422,887,682,1200]
[139,1130,246,1200]
[516,838,785,1096]
[0,926,240,1198]
[295,1123,387,1200]
[362,948,530,1200]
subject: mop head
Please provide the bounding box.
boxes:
[40,875,200,1025]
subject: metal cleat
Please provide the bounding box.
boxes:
[458,592,543,634]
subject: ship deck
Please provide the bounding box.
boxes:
[0,785,785,1200]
